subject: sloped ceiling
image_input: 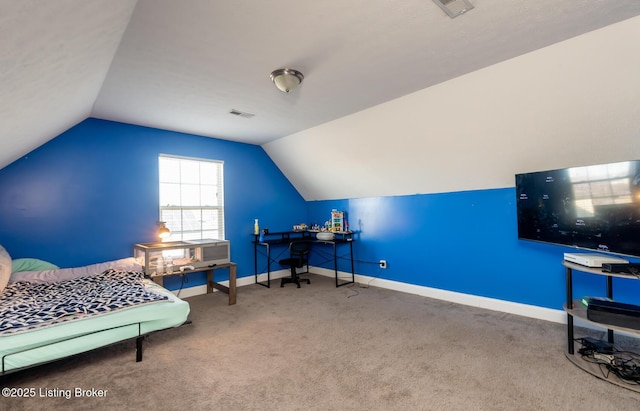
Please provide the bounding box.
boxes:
[0,0,137,169]
[2,0,640,172]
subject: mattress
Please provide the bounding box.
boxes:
[1,279,189,373]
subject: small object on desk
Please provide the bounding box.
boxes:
[180,265,195,272]
[157,257,164,274]
[254,219,259,235]
[316,232,334,241]
[259,230,265,242]
[164,256,173,274]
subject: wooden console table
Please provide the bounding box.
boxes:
[150,263,237,305]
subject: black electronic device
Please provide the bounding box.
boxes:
[584,297,640,330]
[578,336,615,354]
[515,160,640,258]
[602,262,640,274]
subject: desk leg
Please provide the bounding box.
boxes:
[254,242,258,284]
[207,270,213,294]
[349,241,355,283]
[255,243,271,288]
[228,264,237,305]
[334,241,355,288]
[266,243,271,288]
[334,242,338,287]
[208,265,237,305]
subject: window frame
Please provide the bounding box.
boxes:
[158,154,225,241]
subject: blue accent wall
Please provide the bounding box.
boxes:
[1,118,639,311]
[0,119,308,288]
[308,191,640,310]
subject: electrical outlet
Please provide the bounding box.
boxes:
[379,259,387,269]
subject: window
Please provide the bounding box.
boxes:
[159,155,224,241]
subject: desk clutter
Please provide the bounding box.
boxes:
[254,209,353,244]
[252,209,354,288]
[297,209,348,233]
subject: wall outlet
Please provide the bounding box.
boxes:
[379,259,387,269]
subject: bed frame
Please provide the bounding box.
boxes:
[1,262,190,377]
[1,320,190,376]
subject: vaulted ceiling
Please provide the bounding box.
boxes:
[2,0,640,170]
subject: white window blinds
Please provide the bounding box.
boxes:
[159,155,225,241]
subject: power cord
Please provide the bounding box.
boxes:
[576,337,640,384]
[175,273,188,298]
[346,266,385,299]
[358,266,384,288]
[347,283,360,298]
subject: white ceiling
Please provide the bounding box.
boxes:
[2,0,640,170]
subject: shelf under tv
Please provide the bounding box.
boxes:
[563,261,640,393]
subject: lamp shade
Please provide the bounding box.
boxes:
[157,221,171,239]
[270,68,304,93]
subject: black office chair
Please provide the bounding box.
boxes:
[279,240,311,288]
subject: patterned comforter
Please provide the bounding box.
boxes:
[0,270,170,335]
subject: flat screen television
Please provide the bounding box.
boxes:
[515,160,640,258]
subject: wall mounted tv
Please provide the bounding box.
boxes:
[516,160,640,258]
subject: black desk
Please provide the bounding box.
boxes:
[253,231,355,288]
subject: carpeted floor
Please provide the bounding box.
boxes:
[2,274,640,410]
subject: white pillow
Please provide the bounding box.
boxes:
[0,245,11,293]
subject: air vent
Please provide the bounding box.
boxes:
[229,109,255,119]
[433,0,474,18]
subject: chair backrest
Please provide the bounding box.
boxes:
[289,240,310,265]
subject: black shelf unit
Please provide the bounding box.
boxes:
[563,260,640,392]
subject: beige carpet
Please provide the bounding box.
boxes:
[3,274,640,410]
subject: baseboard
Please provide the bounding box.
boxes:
[171,266,640,339]
[172,285,208,299]
[172,266,567,325]
[309,267,567,325]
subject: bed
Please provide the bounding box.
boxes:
[0,246,190,375]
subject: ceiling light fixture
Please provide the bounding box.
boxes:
[270,68,304,93]
[433,0,474,18]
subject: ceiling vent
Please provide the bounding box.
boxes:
[433,0,474,18]
[229,109,255,119]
